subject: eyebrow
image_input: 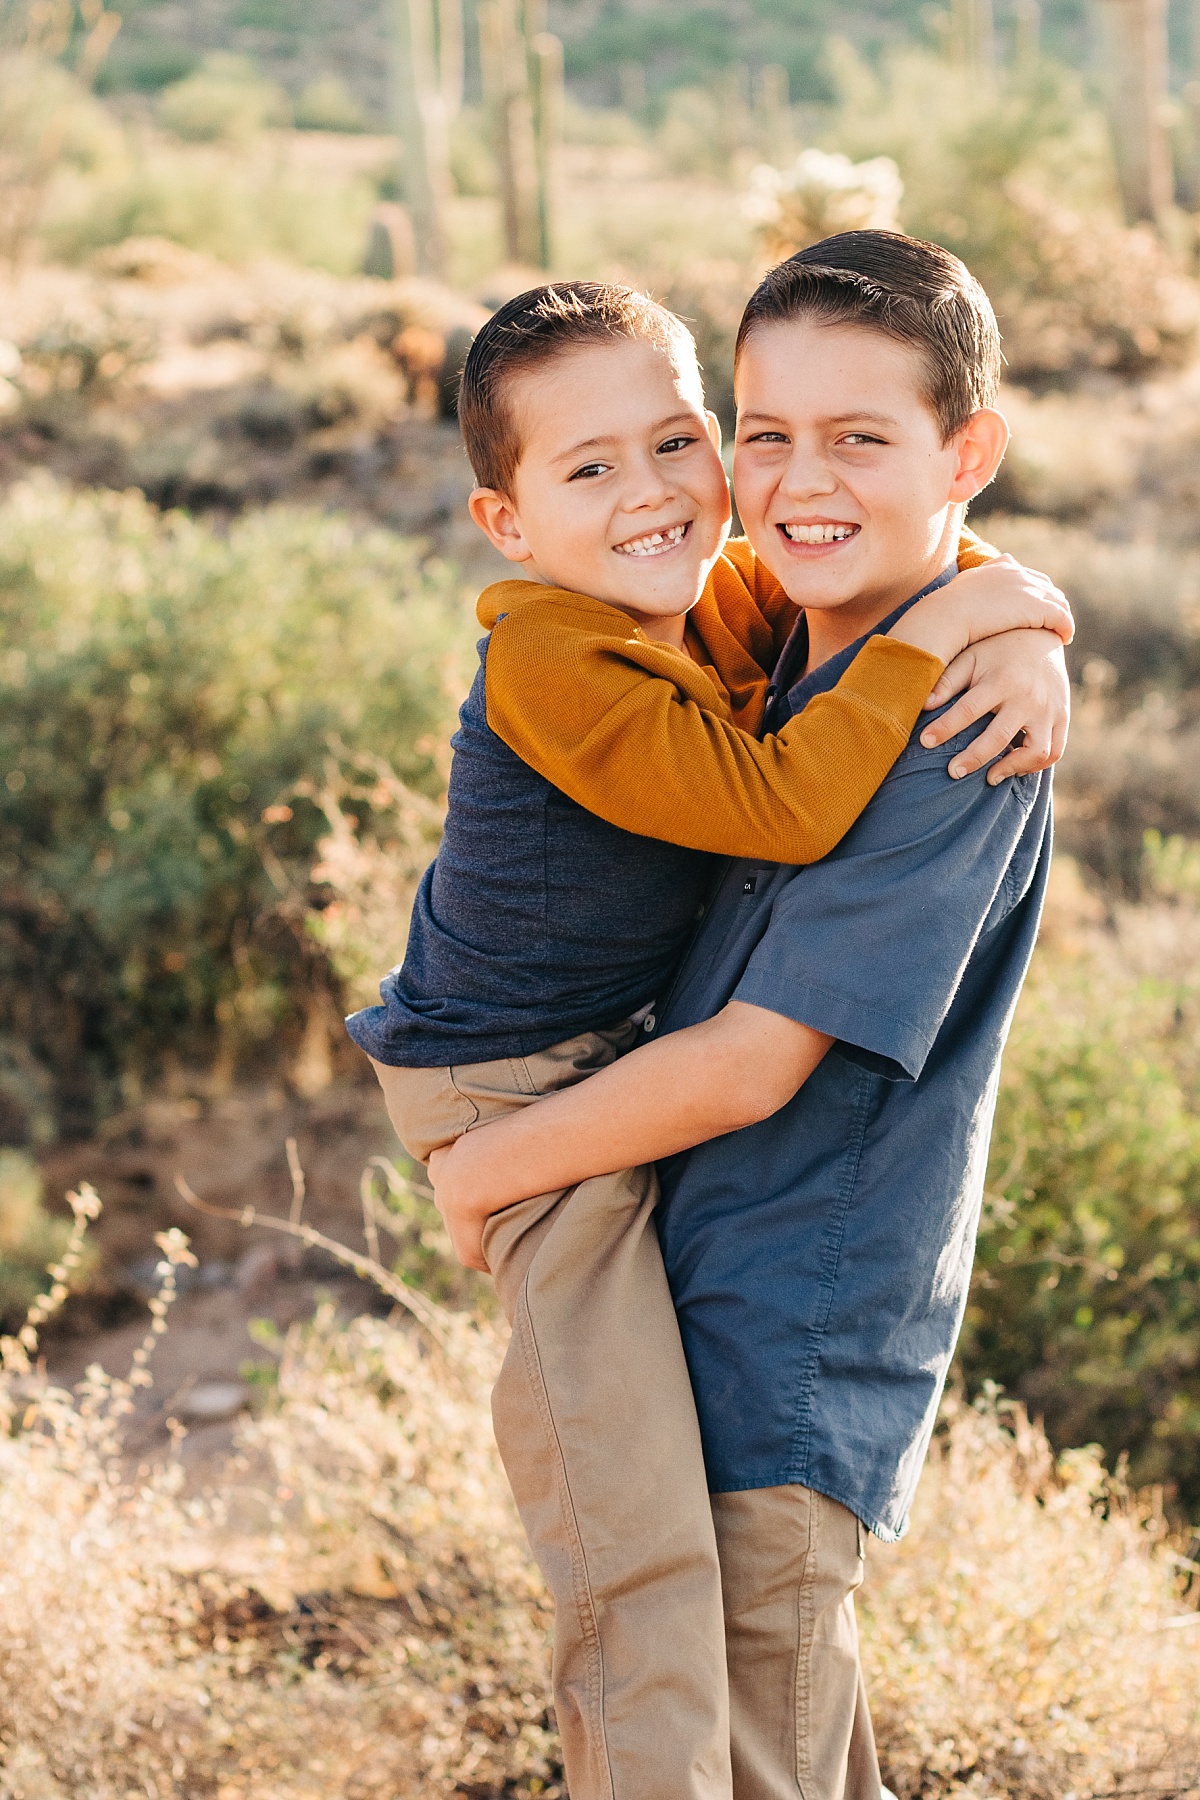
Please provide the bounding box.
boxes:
[737,410,900,429]
[551,412,702,464]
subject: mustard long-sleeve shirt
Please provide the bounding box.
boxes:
[478,532,994,866]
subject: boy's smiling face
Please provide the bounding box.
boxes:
[468,335,731,641]
[733,317,1007,656]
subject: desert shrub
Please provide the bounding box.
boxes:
[822,44,1200,380]
[0,477,474,1141]
[985,515,1200,697]
[964,850,1200,1513]
[0,1226,561,1799]
[1,1202,1197,1799]
[42,132,380,273]
[157,53,291,144]
[0,1148,79,1329]
[303,748,446,1014]
[863,1394,1200,1799]
[293,76,365,134]
[980,514,1200,887]
[0,49,120,262]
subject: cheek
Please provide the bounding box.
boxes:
[731,456,768,516]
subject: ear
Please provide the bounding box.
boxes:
[704,409,724,457]
[467,487,535,565]
[947,408,1010,501]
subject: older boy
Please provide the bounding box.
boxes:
[431,234,1058,1800]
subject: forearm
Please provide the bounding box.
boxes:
[493,639,941,865]
[438,1001,833,1226]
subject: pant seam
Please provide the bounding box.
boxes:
[794,1491,817,1798]
[512,1279,615,1800]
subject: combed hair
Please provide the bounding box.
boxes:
[457,280,698,493]
[734,230,1001,440]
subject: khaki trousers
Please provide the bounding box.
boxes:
[371,1024,732,1800]
[711,1486,882,1800]
[371,1025,883,1800]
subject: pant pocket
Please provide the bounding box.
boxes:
[370,1060,479,1165]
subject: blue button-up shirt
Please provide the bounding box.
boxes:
[653,583,1052,1539]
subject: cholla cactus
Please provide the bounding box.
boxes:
[744,148,904,261]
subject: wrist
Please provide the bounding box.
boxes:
[887,601,962,663]
[442,1127,515,1221]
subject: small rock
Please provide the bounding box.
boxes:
[178,1381,249,1422]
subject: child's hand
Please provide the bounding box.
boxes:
[890,554,1073,664]
[919,628,1070,782]
[427,1141,491,1272]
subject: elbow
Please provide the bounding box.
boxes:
[723,1065,799,1130]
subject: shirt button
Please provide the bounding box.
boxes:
[643,1014,657,1033]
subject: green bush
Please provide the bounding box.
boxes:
[43,133,380,274]
[293,77,365,134]
[157,54,291,144]
[0,477,473,1142]
[0,1148,77,1332]
[964,845,1200,1515]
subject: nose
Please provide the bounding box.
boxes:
[778,442,838,503]
[622,448,676,512]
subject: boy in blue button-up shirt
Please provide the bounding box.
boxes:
[432,233,1061,1800]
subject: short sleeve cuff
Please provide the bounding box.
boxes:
[732,965,932,1083]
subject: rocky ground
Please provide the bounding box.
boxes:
[37,1076,467,1493]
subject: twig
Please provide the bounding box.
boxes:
[285,1136,306,1229]
[359,1165,382,1269]
[172,1172,456,1352]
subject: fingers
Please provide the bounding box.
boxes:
[947,707,1021,777]
[1037,591,1074,643]
[924,647,977,711]
[921,680,992,745]
[446,1217,490,1271]
[987,710,1069,781]
[986,731,1052,782]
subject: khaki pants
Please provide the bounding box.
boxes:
[371,1024,881,1800]
[712,1486,882,1800]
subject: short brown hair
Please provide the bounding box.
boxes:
[734,230,1001,440]
[458,280,698,493]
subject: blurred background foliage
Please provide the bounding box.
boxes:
[0,0,1198,1526]
[0,480,468,1141]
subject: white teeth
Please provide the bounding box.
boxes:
[781,523,858,544]
[614,523,689,557]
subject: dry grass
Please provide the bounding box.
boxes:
[864,1396,1200,1799]
[0,1212,560,1799]
[2,1188,1199,1799]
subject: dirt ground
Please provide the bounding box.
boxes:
[37,1076,427,1490]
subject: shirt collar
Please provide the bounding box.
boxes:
[766,564,958,729]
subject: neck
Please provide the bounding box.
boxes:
[635,610,688,649]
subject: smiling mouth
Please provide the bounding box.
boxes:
[613,521,691,558]
[779,522,860,545]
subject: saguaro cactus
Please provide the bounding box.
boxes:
[1095,0,1172,228]
[478,0,562,268]
[438,0,463,121]
[531,28,563,267]
[392,0,453,277]
[949,0,996,68]
[1014,0,1041,76]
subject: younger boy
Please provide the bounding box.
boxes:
[349,279,1069,1800]
[430,241,1064,1800]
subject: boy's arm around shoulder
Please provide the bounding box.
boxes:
[484,589,943,865]
[431,728,1053,1270]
